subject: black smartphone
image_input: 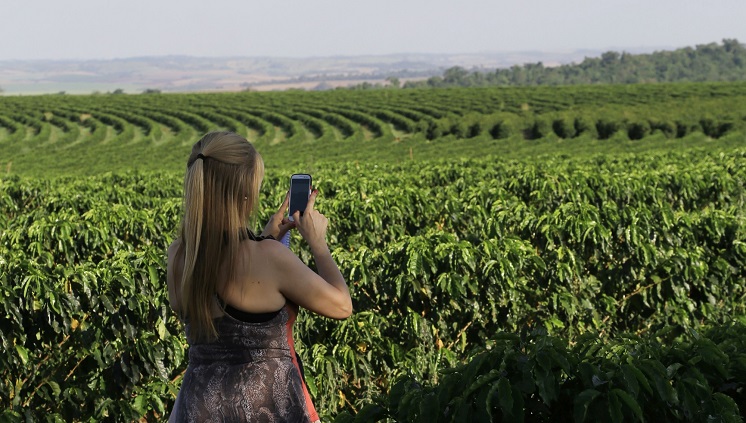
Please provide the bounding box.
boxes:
[288,173,312,221]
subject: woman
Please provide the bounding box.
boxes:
[167,131,352,422]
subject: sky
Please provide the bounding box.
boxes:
[1,0,745,61]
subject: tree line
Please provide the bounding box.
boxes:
[350,39,746,89]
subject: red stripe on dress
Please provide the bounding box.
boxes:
[286,304,320,422]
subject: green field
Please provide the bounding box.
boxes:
[2,82,746,176]
[1,83,745,422]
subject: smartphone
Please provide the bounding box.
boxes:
[288,173,312,221]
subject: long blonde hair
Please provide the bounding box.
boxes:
[177,131,264,342]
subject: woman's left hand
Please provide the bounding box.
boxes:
[261,191,296,240]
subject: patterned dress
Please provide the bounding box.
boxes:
[169,303,320,422]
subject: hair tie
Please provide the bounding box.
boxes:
[197,153,207,161]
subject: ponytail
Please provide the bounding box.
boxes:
[176,132,264,343]
[181,158,218,340]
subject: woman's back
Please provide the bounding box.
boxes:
[168,236,319,422]
[167,132,351,422]
[170,303,317,422]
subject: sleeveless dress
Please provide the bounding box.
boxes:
[168,301,320,422]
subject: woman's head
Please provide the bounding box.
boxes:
[184,131,264,231]
[179,131,264,342]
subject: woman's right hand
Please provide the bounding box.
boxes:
[270,187,352,319]
[261,191,296,240]
[292,189,328,251]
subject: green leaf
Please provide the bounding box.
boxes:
[535,366,558,404]
[640,360,678,405]
[156,317,168,340]
[306,375,317,398]
[463,368,501,399]
[148,265,159,286]
[47,381,61,398]
[449,396,471,422]
[497,378,513,417]
[608,389,623,423]
[666,363,683,379]
[15,344,29,365]
[133,394,146,414]
[622,363,651,396]
[710,393,741,423]
[573,389,601,423]
[152,395,165,414]
[332,411,355,423]
[388,377,410,413]
[548,348,572,374]
[619,365,639,398]
[611,389,643,422]
[353,404,386,423]
[418,392,439,423]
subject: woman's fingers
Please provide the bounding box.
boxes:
[287,189,331,249]
[278,190,290,214]
[304,189,319,214]
[261,191,294,239]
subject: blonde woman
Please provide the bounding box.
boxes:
[167,132,352,422]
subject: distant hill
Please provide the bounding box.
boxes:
[3,41,736,95]
[0,48,661,95]
[392,39,746,89]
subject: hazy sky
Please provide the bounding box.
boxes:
[2,0,745,60]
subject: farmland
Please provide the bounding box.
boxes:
[1,82,745,421]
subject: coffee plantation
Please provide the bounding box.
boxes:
[1,82,745,421]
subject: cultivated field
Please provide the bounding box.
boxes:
[1,83,745,421]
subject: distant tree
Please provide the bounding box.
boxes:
[396,39,745,89]
[523,62,545,84]
[350,81,376,90]
[509,65,526,85]
[442,66,469,85]
[142,88,161,94]
[386,76,401,88]
[313,82,334,91]
[111,88,125,95]
[426,76,443,87]
[600,51,620,67]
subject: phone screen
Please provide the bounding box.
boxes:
[289,175,311,218]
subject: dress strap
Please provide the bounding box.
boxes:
[215,294,284,323]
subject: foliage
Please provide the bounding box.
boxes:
[1,145,745,420]
[1,82,746,421]
[402,39,746,88]
[1,82,746,176]
[336,321,746,422]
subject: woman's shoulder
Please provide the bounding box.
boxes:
[239,235,301,274]
[239,234,285,257]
